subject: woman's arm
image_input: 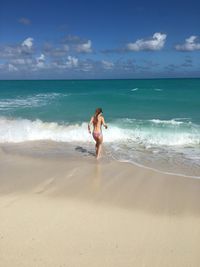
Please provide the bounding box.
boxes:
[88,116,93,133]
[102,116,108,129]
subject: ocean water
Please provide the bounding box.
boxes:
[0,79,200,177]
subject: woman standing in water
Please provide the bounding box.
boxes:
[88,108,108,159]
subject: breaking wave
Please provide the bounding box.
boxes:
[0,117,199,147]
[0,93,69,110]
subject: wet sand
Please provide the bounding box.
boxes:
[1,145,200,267]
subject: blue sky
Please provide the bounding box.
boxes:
[0,0,200,79]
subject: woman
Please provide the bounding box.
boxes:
[88,108,108,159]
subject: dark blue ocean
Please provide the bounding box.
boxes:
[0,79,200,177]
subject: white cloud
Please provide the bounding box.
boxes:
[127,32,167,51]
[36,54,45,68]
[37,54,45,61]
[8,64,18,72]
[18,17,31,25]
[102,60,114,69]
[22,37,34,48]
[66,56,79,68]
[0,38,34,59]
[10,59,26,65]
[11,58,33,65]
[76,40,92,53]
[0,46,22,59]
[80,61,93,72]
[43,43,69,57]
[175,36,200,51]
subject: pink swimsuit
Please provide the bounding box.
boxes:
[93,131,102,139]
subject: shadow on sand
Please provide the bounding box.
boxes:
[75,146,95,157]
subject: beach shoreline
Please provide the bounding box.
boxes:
[1,144,200,266]
[1,78,200,178]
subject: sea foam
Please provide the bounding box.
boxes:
[0,93,68,110]
[0,117,199,146]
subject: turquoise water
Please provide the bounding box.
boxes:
[0,79,200,177]
[0,79,199,123]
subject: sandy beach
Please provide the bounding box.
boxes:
[1,0,200,264]
[1,144,200,267]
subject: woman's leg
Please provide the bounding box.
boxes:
[95,142,98,156]
[96,136,103,159]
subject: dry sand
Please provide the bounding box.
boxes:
[0,145,200,267]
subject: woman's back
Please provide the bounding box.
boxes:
[93,114,102,132]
